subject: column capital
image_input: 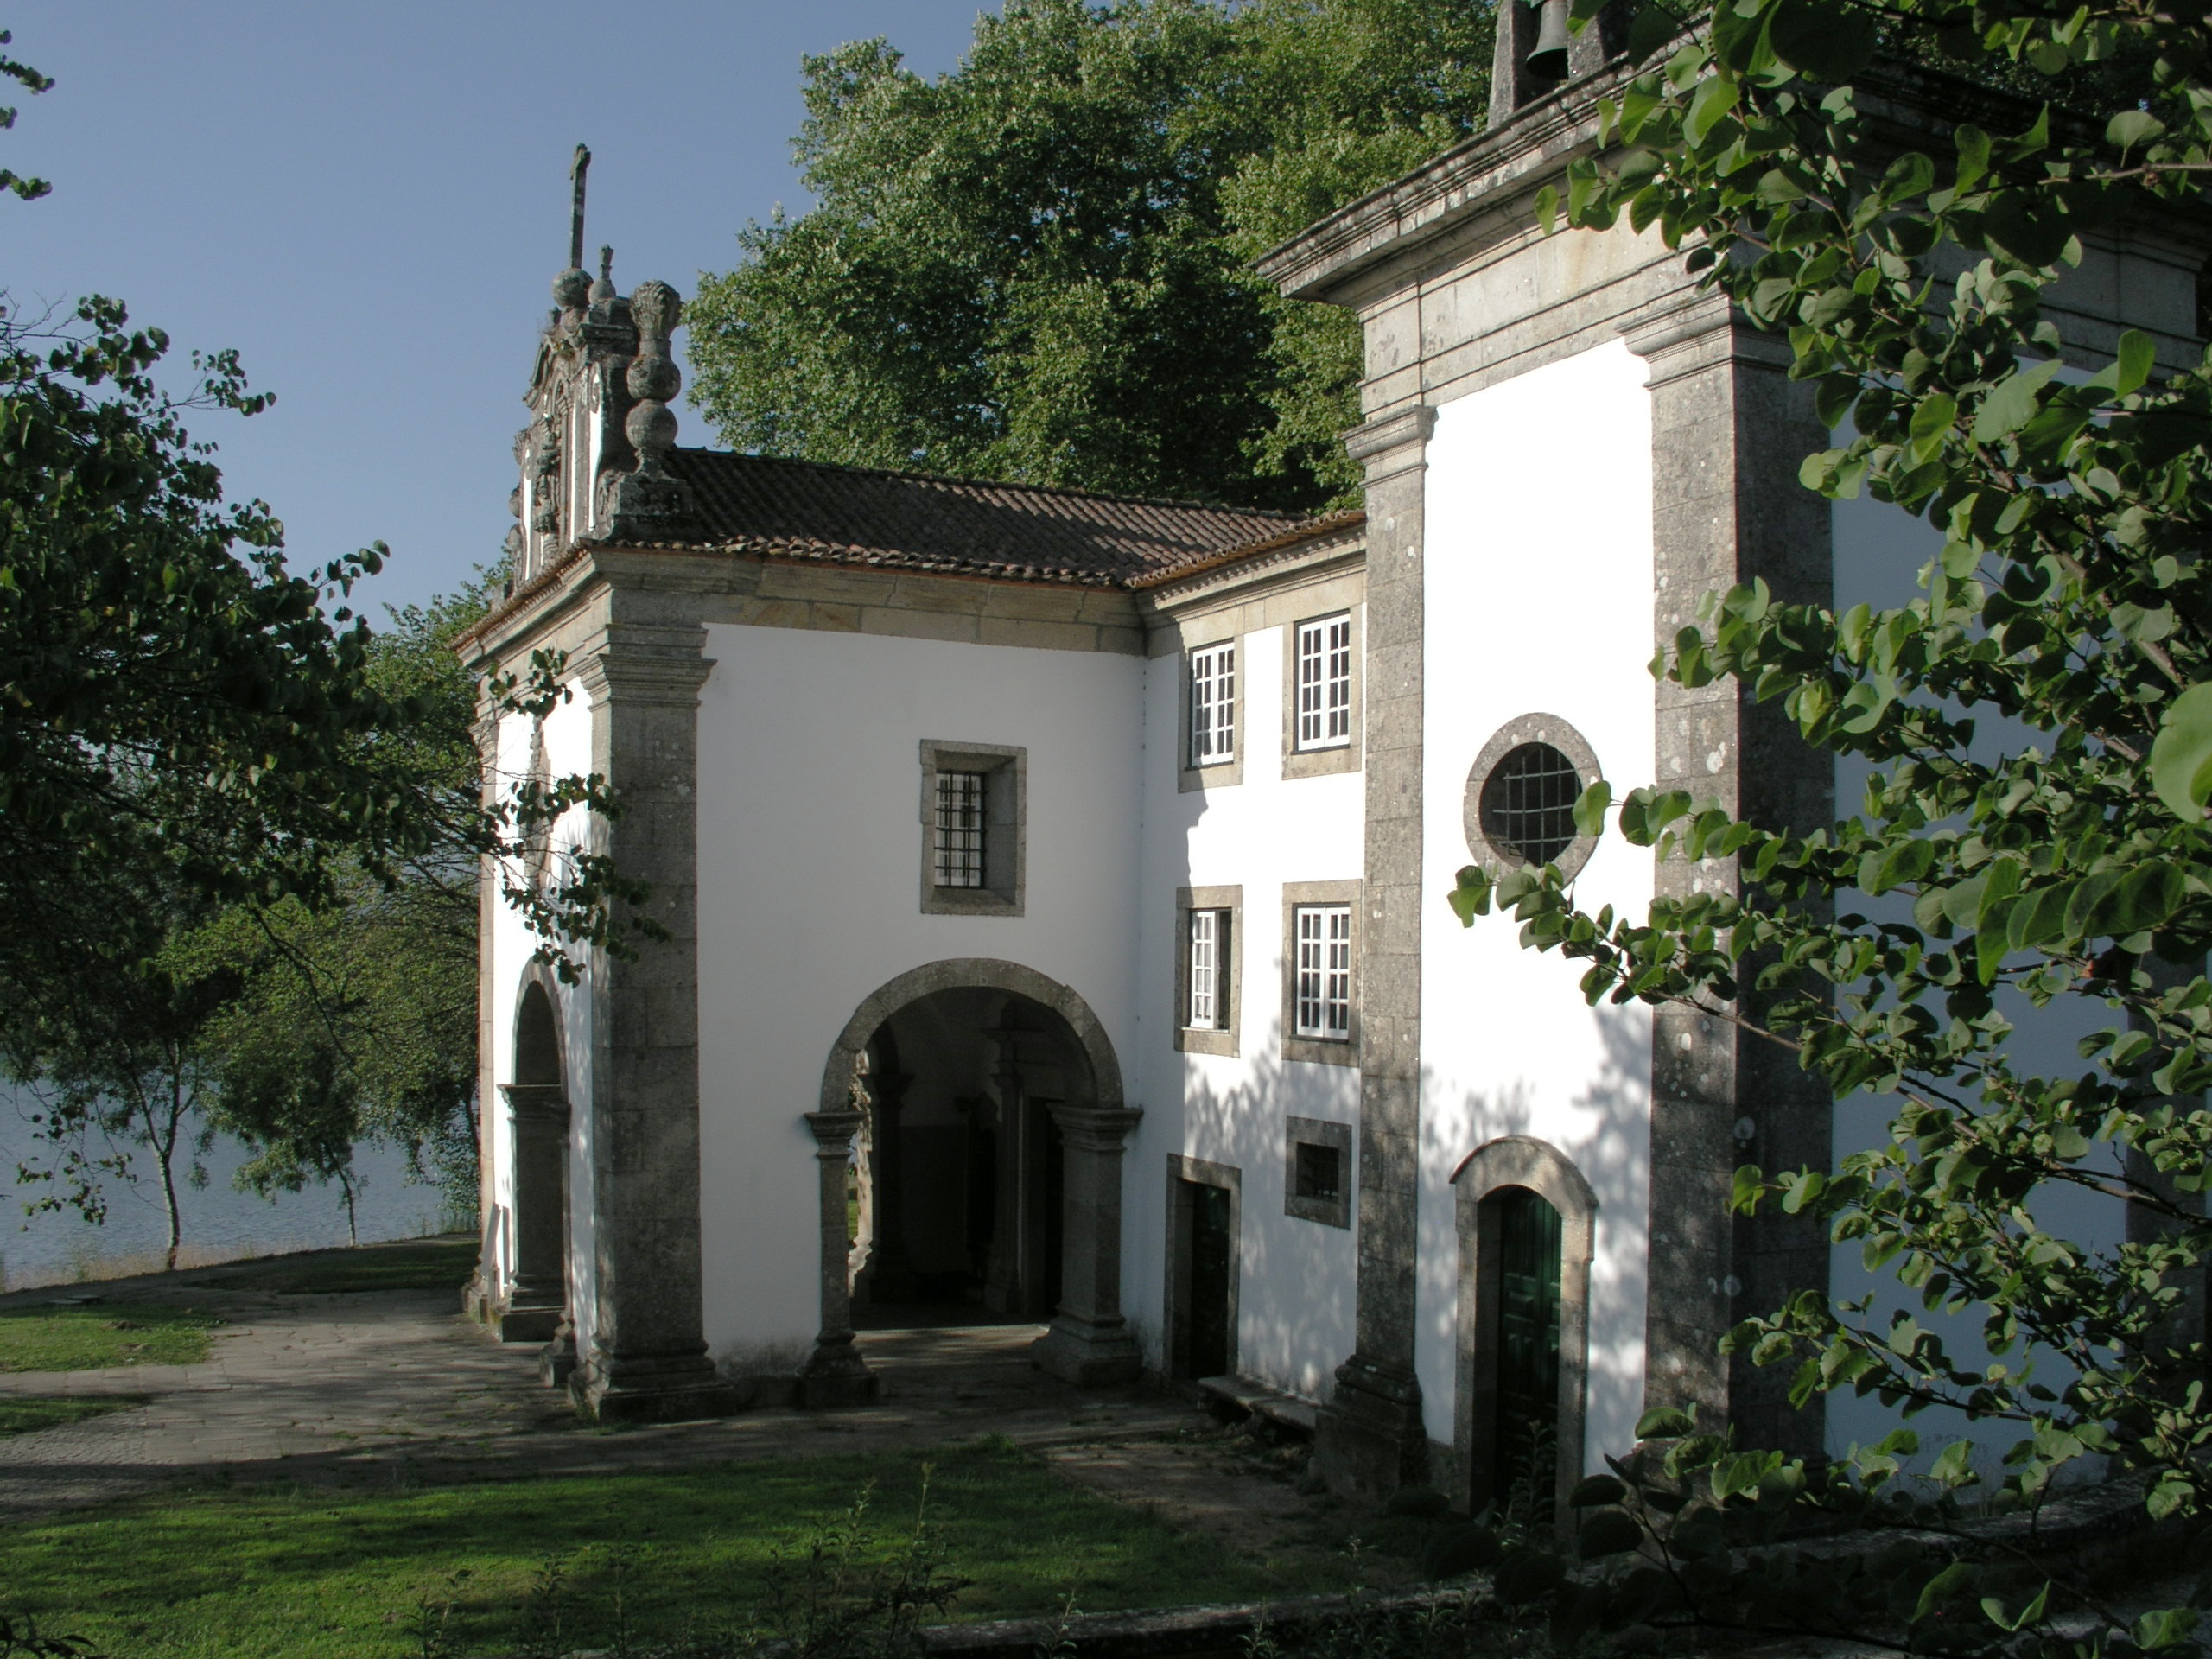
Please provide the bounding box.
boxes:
[1343,404,1439,483]
[804,1108,866,1155]
[575,622,714,709]
[499,1083,569,1125]
[1044,1102,1143,1153]
[1619,286,1794,389]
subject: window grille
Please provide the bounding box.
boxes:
[1188,908,1230,1029]
[1295,615,1352,750]
[1480,742,1581,867]
[932,770,986,887]
[1189,642,1236,766]
[1294,904,1352,1040]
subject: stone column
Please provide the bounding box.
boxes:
[856,1060,918,1304]
[800,1101,880,1407]
[569,615,740,1424]
[1315,403,1437,1503]
[1623,290,1833,1459]
[465,702,502,1326]
[1033,1103,1145,1385]
[499,1082,569,1343]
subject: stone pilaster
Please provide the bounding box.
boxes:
[800,1103,880,1407]
[569,618,740,1424]
[1315,403,1438,1503]
[499,1082,569,1343]
[1033,1103,1146,1385]
[1622,291,1833,1459]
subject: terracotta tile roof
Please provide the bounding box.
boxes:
[1128,508,1366,590]
[659,449,1306,587]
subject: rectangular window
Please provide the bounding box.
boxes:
[931,770,986,888]
[1294,615,1353,751]
[1189,642,1235,766]
[1187,908,1230,1030]
[1294,904,1352,1040]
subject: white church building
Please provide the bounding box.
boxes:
[457,34,2204,1513]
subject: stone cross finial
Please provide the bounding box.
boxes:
[569,143,591,272]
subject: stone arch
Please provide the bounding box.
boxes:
[799,960,1140,1405]
[1451,1135,1598,1529]
[500,965,573,1357]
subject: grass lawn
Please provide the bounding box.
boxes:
[0,1438,1353,1658]
[0,1305,221,1372]
[193,1236,477,1296]
[0,1394,149,1436]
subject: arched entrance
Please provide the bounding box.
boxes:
[499,972,573,1368]
[1452,1136,1595,1529]
[800,960,1141,1404]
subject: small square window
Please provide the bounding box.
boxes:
[1294,615,1353,752]
[918,741,1024,916]
[1294,1141,1341,1202]
[1285,1115,1352,1228]
[1189,642,1236,767]
[1293,904,1351,1041]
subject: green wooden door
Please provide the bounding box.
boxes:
[1492,1188,1563,1522]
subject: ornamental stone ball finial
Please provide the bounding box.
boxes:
[624,279,683,471]
[589,245,616,304]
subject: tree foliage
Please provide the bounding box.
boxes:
[688,0,1494,512]
[1446,0,2212,1647]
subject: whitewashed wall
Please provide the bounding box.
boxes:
[1131,620,1366,1399]
[1420,340,1659,1465]
[484,686,598,1347]
[691,625,1145,1373]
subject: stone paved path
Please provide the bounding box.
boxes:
[0,1265,1214,1522]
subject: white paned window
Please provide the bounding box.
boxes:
[1294,904,1352,1040]
[1189,642,1236,766]
[1294,614,1353,751]
[932,771,986,887]
[1187,908,1230,1029]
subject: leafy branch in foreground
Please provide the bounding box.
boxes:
[1454,0,2212,1650]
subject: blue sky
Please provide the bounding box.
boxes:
[6,3,999,614]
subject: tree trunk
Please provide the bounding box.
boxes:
[340,1168,359,1247]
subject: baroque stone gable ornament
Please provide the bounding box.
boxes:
[597,276,700,541]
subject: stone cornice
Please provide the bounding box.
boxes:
[1136,522,1366,615]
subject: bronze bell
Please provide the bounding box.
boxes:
[1527,0,1572,80]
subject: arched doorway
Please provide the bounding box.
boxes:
[499,973,572,1364]
[1452,1137,1596,1529]
[801,960,1141,1404]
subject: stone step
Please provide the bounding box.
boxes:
[1196,1373,1318,1435]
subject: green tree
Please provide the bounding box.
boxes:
[1446,0,2212,1648]
[689,0,1494,512]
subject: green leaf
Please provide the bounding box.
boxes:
[1573,779,1612,842]
[1449,865,1495,926]
[1914,1561,1977,1624]
[1983,188,2071,266]
[1577,1509,1644,1559]
[2106,110,2166,153]
[1908,392,1956,462]
[1493,1545,1568,1605]
[1765,0,1877,81]
[1571,1474,1628,1507]
[1637,1406,1696,1439]
[2135,1607,2198,1651]
[2150,683,2212,821]
[1684,74,1740,145]
[1970,358,2063,442]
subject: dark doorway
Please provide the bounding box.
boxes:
[1490,1187,1563,1522]
[851,988,1087,1327]
[1185,1179,1233,1379]
[503,979,571,1345]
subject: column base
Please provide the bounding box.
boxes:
[798,1334,880,1408]
[1033,1313,1142,1386]
[497,1300,564,1344]
[537,1320,578,1388]
[570,1347,741,1424]
[1314,1353,1428,1506]
[461,1272,491,1325]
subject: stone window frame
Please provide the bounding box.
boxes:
[1462,714,1603,885]
[918,739,1026,916]
[1281,606,1363,781]
[1163,1154,1241,1381]
[1283,1115,1353,1229]
[1173,885,1242,1058]
[1281,879,1361,1067]
[1177,634,1245,793]
[1450,1135,1598,1533]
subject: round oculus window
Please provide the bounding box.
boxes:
[1478,741,1582,868]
